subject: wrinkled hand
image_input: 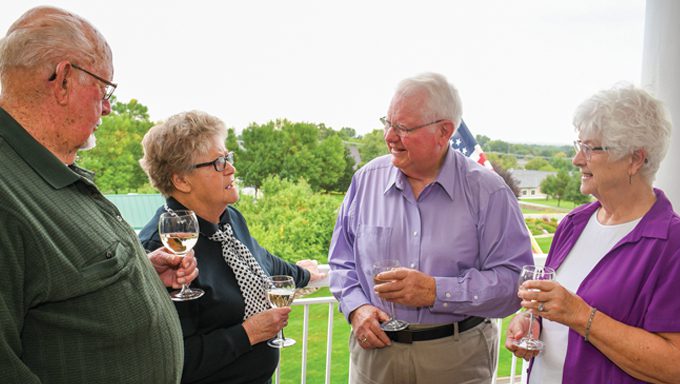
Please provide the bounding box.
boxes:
[505,313,541,360]
[349,304,391,350]
[519,280,590,329]
[374,268,436,307]
[148,247,198,289]
[242,307,292,345]
[296,259,326,282]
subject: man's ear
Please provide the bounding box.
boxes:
[171,173,192,193]
[439,120,455,145]
[51,61,73,105]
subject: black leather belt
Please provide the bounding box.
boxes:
[386,316,486,344]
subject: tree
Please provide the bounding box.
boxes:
[524,157,556,171]
[566,171,591,205]
[78,98,153,193]
[487,153,518,170]
[540,170,571,206]
[357,129,388,167]
[236,119,350,192]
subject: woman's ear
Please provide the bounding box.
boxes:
[171,173,192,193]
[630,149,647,175]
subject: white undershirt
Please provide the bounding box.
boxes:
[529,211,640,384]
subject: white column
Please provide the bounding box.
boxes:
[642,0,680,207]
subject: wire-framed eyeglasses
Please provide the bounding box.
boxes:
[573,140,609,160]
[380,116,446,137]
[192,152,234,172]
[48,63,118,100]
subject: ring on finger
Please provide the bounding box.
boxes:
[360,336,368,343]
[537,303,545,312]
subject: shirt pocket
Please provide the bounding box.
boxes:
[78,241,134,289]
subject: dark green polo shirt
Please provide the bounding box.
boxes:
[0,108,183,383]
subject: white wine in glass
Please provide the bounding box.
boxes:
[372,259,409,332]
[513,265,556,351]
[159,210,204,301]
[267,275,296,348]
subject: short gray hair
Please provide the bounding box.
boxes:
[394,72,463,131]
[573,84,672,184]
[140,111,228,196]
[0,6,112,84]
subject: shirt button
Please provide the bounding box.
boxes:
[443,303,449,308]
[116,215,123,222]
[473,295,479,300]
[105,251,113,259]
[445,292,451,298]
[409,263,416,268]
[413,231,418,236]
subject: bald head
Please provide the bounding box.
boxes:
[0,6,112,89]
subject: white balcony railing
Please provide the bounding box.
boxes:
[274,263,538,384]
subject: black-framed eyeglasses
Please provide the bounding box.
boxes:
[48,63,117,100]
[380,116,445,137]
[191,152,234,172]
[573,140,609,161]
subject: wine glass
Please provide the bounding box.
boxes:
[372,259,409,331]
[266,275,296,348]
[158,210,204,301]
[512,265,556,351]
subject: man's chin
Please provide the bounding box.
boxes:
[78,134,97,151]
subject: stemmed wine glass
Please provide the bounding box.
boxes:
[159,210,204,301]
[372,259,409,331]
[513,265,556,351]
[266,275,296,348]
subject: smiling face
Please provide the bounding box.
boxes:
[572,137,629,200]
[384,90,452,181]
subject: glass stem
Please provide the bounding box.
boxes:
[527,313,536,339]
[178,284,190,295]
[389,301,397,321]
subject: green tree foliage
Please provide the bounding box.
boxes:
[487,153,519,170]
[524,157,556,171]
[78,98,153,193]
[540,170,571,206]
[356,129,389,167]
[234,177,341,263]
[566,171,592,205]
[236,119,353,192]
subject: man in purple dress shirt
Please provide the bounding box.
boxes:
[328,72,533,383]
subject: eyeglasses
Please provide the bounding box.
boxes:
[49,63,117,100]
[573,140,609,161]
[192,152,234,172]
[71,64,117,100]
[380,116,445,137]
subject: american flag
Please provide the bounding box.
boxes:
[450,120,493,170]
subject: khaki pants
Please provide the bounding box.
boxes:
[350,320,498,384]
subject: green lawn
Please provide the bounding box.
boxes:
[277,288,525,383]
[519,198,584,211]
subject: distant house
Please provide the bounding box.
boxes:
[509,169,556,198]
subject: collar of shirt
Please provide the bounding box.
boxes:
[0,107,81,189]
[165,196,232,237]
[384,148,457,201]
[548,187,674,269]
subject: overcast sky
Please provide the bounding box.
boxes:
[2,1,645,144]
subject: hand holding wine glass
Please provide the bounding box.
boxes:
[266,275,296,348]
[159,210,204,301]
[512,265,556,351]
[372,259,409,332]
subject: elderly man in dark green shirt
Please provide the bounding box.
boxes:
[0,6,197,383]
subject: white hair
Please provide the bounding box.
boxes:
[573,84,672,184]
[394,72,463,131]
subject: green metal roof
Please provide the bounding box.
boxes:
[104,193,165,231]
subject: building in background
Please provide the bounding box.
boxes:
[509,169,556,198]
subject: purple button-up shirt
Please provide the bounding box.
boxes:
[328,149,533,324]
[540,188,680,383]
